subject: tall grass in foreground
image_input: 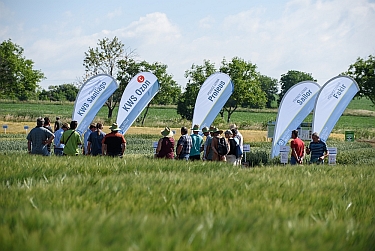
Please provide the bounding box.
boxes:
[0,154,374,251]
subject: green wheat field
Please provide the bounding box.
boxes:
[0,98,375,250]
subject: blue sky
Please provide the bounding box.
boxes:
[1,0,375,89]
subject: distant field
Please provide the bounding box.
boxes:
[1,98,374,133]
[346,97,375,111]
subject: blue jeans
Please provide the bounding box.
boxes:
[179,153,190,161]
[54,148,64,156]
[290,156,298,165]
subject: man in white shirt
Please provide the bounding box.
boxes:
[53,123,69,156]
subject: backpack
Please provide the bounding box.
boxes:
[233,138,243,158]
[217,137,229,156]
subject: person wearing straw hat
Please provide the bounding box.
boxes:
[156,127,175,159]
[176,126,192,160]
[189,124,203,161]
[102,123,126,157]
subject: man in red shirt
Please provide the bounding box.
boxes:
[102,123,126,157]
[290,130,305,165]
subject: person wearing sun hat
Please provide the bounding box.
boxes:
[211,127,227,161]
[102,123,126,157]
[156,127,175,159]
[189,124,203,161]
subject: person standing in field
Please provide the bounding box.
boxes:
[202,126,211,161]
[231,129,243,165]
[54,116,62,132]
[211,127,228,161]
[87,123,106,156]
[290,129,305,165]
[83,124,96,155]
[156,127,175,159]
[189,124,203,161]
[43,117,53,154]
[102,123,126,157]
[230,124,243,164]
[176,126,192,160]
[27,117,55,156]
[53,123,69,156]
[225,130,239,165]
[306,132,329,164]
[60,120,82,156]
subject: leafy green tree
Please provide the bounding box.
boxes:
[0,39,45,100]
[346,55,375,105]
[278,70,316,105]
[83,36,136,118]
[259,74,278,108]
[220,57,267,122]
[38,84,79,101]
[117,60,181,125]
[177,60,216,120]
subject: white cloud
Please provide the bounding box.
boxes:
[199,16,215,29]
[182,0,375,85]
[107,8,122,19]
[113,12,181,43]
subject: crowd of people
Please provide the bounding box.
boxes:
[26,117,329,164]
[156,124,244,166]
[27,117,126,157]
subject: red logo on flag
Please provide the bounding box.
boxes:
[137,75,145,83]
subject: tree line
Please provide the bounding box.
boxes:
[1,37,374,122]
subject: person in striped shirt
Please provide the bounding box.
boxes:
[306,132,329,164]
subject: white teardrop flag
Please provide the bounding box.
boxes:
[73,74,119,135]
[271,81,320,158]
[312,75,359,142]
[192,72,234,130]
[116,72,160,134]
